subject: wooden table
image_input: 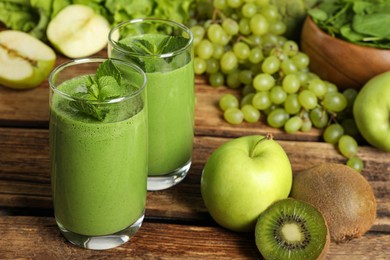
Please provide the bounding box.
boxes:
[0,51,389,259]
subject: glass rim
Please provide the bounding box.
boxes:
[108,18,194,59]
[48,57,147,104]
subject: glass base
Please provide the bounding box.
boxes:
[147,160,191,191]
[57,214,144,250]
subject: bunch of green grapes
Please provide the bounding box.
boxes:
[191,0,364,172]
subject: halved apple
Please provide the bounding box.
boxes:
[0,30,56,89]
[47,4,110,58]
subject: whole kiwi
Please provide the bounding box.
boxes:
[290,163,376,243]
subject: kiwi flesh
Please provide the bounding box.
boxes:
[255,198,330,260]
[290,163,376,243]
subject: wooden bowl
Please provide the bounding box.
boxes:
[300,17,390,90]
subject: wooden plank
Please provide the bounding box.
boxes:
[0,216,388,259]
[1,128,389,231]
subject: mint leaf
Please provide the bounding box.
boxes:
[158,36,189,54]
[98,76,121,100]
[96,59,122,86]
[70,60,123,121]
[70,101,109,121]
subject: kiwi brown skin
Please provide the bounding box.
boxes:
[290,163,377,243]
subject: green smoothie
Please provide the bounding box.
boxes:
[50,75,147,236]
[112,34,195,176]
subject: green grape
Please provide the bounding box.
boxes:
[261,5,279,21]
[283,40,299,56]
[343,88,358,108]
[250,14,269,35]
[242,3,257,18]
[252,91,272,110]
[224,107,244,124]
[240,92,255,107]
[209,72,225,87]
[284,93,301,115]
[196,39,214,60]
[219,32,231,46]
[212,43,225,59]
[282,74,300,94]
[326,81,338,93]
[261,55,280,74]
[295,71,309,86]
[194,57,207,75]
[233,41,251,60]
[323,123,344,144]
[253,73,275,91]
[323,92,347,112]
[207,23,225,44]
[191,25,206,46]
[267,108,289,128]
[291,52,309,69]
[298,90,318,110]
[281,58,298,75]
[284,116,303,134]
[269,20,286,35]
[220,51,238,72]
[219,93,239,111]
[307,78,327,98]
[270,86,287,105]
[341,118,360,140]
[222,18,239,35]
[248,34,262,45]
[241,104,261,123]
[309,107,328,128]
[214,0,228,9]
[338,135,358,158]
[242,84,255,96]
[347,157,364,172]
[226,71,241,88]
[206,58,220,74]
[300,116,312,132]
[239,70,253,85]
[263,104,278,116]
[269,47,288,61]
[227,0,243,8]
[249,47,264,64]
[255,0,270,6]
[239,18,251,35]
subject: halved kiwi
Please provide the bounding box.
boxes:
[255,198,329,260]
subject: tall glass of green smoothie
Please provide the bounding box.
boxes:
[49,58,147,250]
[108,18,194,191]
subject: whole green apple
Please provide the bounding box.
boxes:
[353,71,390,152]
[201,135,292,232]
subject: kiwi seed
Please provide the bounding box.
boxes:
[290,163,377,243]
[255,198,330,260]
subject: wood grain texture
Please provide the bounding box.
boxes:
[1,128,389,232]
[0,216,388,259]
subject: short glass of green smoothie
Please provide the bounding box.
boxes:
[108,18,195,191]
[49,58,147,250]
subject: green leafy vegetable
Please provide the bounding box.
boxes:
[308,0,390,49]
[70,59,122,121]
[0,0,195,40]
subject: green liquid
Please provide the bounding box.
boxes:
[50,76,147,236]
[113,34,195,176]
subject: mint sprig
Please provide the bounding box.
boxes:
[116,35,189,71]
[70,60,122,121]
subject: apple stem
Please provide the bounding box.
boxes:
[250,133,273,158]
